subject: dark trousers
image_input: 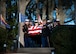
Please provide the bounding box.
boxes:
[41,36,49,47]
[31,35,41,47]
[24,36,35,47]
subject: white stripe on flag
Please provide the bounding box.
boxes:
[28,30,42,34]
[28,26,42,34]
[28,26,34,30]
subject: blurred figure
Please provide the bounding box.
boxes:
[34,20,41,47]
[38,20,43,27]
[53,19,60,27]
[28,20,42,47]
[34,20,39,26]
[23,19,33,47]
[41,19,50,47]
[53,19,57,27]
[56,19,60,25]
[0,14,10,29]
[47,20,53,47]
[47,20,53,31]
[29,20,34,26]
[0,14,7,25]
[28,20,39,47]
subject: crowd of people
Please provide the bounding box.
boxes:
[22,18,60,47]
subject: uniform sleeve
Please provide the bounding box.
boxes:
[22,25,28,33]
[46,26,51,36]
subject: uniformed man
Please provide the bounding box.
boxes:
[47,20,53,47]
[53,19,60,27]
[22,19,32,47]
[41,19,50,47]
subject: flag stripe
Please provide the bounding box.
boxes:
[28,26,42,36]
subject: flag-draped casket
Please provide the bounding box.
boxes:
[28,26,42,36]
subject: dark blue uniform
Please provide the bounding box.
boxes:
[23,24,34,47]
[41,24,50,47]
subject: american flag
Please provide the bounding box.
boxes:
[28,26,42,36]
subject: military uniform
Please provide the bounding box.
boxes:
[41,24,50,47]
